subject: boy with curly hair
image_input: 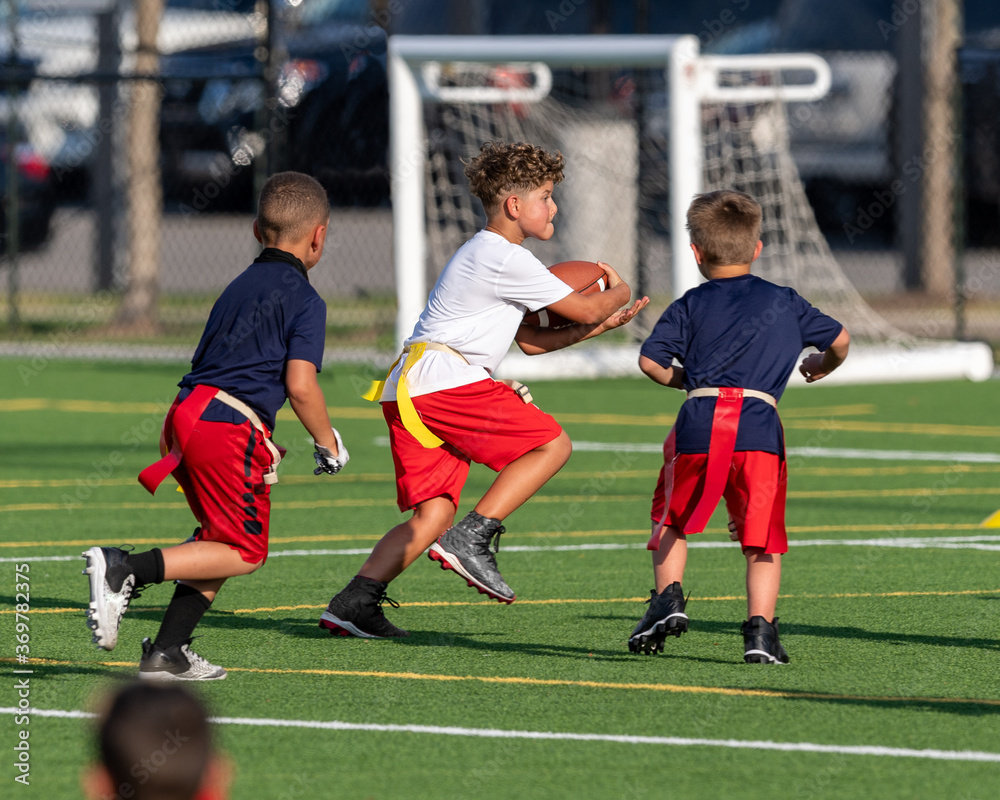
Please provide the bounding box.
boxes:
[628,189,849,663]
[318,140,648,637]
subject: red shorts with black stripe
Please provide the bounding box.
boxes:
[164,398,274,564]
[651,451,788,554]
[383,379,563,511]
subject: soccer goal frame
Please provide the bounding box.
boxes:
[389,35,829,344]
[387,34,993,385]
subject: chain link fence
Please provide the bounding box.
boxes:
[0,0,998,362]
[0,0,395,361]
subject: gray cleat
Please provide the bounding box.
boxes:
[428,511,515,603]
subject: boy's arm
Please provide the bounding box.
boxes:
[285,359,339,451]
[515,295,649,355]
[639,355,685,389]
[799,327,850,383]
[541,262,632,326]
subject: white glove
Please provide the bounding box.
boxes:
[313,428,350,475]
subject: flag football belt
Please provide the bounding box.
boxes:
[647,386,778,550]
[138,385,283,495]
[362,342,470,449]
[361,343,535,449]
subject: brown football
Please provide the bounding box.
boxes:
[523,261,608,328]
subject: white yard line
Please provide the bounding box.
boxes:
[6,534,1000,564]
[3,707,999,762]
[375,437,1000,462]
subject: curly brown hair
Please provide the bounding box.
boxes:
[463,141,565,218]
[686,189,762,267]
[256,171,330,244]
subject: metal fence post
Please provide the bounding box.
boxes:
[3,0,21,329]
[94,7,120,292]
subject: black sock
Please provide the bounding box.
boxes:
[126,549,164,587]
[153,583,212,650]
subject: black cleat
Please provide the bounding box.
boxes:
[742,615,790,664]
[139,637,227,681]
[628,582,689,654]
[319,576,409,638]
[428,511,515,603]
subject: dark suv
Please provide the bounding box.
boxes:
[160,0,388,210]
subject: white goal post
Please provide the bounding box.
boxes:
[387,34,993,385]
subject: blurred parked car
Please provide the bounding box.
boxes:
[0,119,56,254]
[961,13,1000,244]
[159,0,389,210]
[0,0,260,200]
[715,0,1000,245]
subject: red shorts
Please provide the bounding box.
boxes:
[383,379,563,511]
[164,399,275,564]
[651,450,788,554]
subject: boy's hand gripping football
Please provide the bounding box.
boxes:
[313,428,350,475]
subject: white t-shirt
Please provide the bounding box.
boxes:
[380,230,573,400]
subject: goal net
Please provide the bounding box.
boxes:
[388,36,992,383]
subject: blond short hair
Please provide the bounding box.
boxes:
[463,141,565,218]
[686,190,762,267]
[256,171,330,244]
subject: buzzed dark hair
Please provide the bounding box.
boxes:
[96,682,213,800]
[463,141,565,218]
[686,189,762,267]
[256,171,330,244]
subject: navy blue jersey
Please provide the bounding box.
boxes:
[179,251,326,430]
[641,274,842,454]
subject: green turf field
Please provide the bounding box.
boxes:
[3,359,1000,799]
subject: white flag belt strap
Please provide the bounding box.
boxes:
[212,389,282,483]
[687,387,777,408]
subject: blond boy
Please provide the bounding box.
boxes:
[630,189,849,663]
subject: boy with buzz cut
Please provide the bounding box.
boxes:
[629,189,850,664]
[318,140,649,638]
[82,171,350,680]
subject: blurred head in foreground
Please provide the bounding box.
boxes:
[83,681,230,800]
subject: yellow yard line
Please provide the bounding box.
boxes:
[0,522,993,549]
[783,419,1000,437]
[10,588,1000,616]
[4,656,998,707]
[7,464,1000,492]
[11,396,1000,435]
[788,487,1000,499]
[7,485,1000,514]
[0,399,874,426]
[0,474,397,489]
[795,464,1000,477]
[0,398,378,419]
[8,463,1000,491]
